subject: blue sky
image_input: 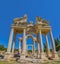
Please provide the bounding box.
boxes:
[0,0,60,49]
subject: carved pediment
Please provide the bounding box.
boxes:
[36,16,49,26]
[27,27,35,34]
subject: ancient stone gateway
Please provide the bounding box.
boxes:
[4,15,58,61]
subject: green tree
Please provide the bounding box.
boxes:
[0,45,7,51]
[55,37,60,51]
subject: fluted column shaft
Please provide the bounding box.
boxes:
[45,35,50,57]
[12,41,15,54]
[50,30,56,57]
[7,28,14,53]
[21,40,23,53]
[39,30,46,59]
[22,29,26,57]
[39,30,43,53]
[19,41,21,53]
[12,34,16,54]
[32,45,34,55]
[38,42,40,58]
[37,34,41,58]
[50,30,56,53]
[33,40,35,56]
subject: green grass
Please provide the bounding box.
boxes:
[58,54,60,57]
[0,61,20,64]
[0,61,60,64]
[0,61,10,64]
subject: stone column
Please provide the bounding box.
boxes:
[39,30,43,52]
[12,41,15,54]
[32,44,34,55]
[21,29,26,58]
[19,38,23,54]
[39,30,46,59]
[19,41,21,53]
[33,40,35,56]
[21,40,23,53]
[12,34,16,54]
[45,35,50,57]
[26,44,28,55]
[37,34,41,58]
[38,42,40,58]
[7,28,14,53]
[49,30,56,58]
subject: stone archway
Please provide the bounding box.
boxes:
[4,15,59,61]
[26,34,36,58]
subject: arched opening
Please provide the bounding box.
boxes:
[26,34,35,58]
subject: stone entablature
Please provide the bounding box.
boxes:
[12,15,51,35]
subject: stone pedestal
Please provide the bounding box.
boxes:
[47,50,51,57]
[38,54,40,58]
[40,52,48,60]
[4,53,14,61]
[20,54,25,59]
[52,52,59,59]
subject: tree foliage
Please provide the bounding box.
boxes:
[44,36,60,52]
[55,37,60,51]
[0,45,6,51]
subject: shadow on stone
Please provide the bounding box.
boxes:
[48,57,53,60]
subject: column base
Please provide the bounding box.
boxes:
[52,52,59,60]
[38,54,40,58]
[47,53,52,58]
[47,50,51,57]
[4,52,14,61]
[40,52,48,60]
[20,53,26,59]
